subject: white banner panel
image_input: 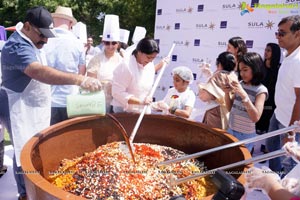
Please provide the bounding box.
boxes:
[153,0,300,120]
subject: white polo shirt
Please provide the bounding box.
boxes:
[274,45,300,127]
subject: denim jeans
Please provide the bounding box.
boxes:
[50,107,68,125]
[266,114,299,177]
[227,128,257,152]
[0,90,26,197]
[13,155,26,197]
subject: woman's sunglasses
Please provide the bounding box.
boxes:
[104,41,118,46]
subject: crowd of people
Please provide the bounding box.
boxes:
[0,5,299,200]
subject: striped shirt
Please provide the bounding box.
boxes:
[229,82,268,134]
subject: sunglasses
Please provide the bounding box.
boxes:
[275,31,289,37]
[104,41,118,46]
[31,24,46,38]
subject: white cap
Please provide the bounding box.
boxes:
[132,26,146,44]
[172,66,194,84]
[119,29,130,44]
[102,14,120,41]
[72,21,87,43]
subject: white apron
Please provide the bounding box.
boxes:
[125,61,154,114]
[97,53,121,111]
[3,23,51,166]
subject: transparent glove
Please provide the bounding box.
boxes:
[142,96,152,105]
[281,177,300,196]
[245,166,281,194]
[80,77,102,92]
[157,101,170,110]
[283,141,300,163]
[162,56,171,65]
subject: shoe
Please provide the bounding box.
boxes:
[0,165,7,178]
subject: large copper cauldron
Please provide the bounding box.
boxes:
[21,113,252,200]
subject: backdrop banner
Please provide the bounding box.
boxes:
[153,0,300,120]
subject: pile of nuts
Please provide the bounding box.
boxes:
[48,142,216,199]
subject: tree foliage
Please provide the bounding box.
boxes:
[0,0,156,44]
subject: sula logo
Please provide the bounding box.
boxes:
[198,5,204,12]
[157,9,162,15]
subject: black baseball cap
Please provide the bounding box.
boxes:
[25,6,56,38]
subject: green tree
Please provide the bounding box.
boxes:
[0,0,157,44]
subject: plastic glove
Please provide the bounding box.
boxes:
[157,101,170,110]
[143,96,153,105]
[162,56,171,65]
[245,166,281,194]
[283,142,300,163]
[281,177,300,196]
[80,76,102,92]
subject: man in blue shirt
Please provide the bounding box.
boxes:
[0,6,101,200]
[44,6,86,125]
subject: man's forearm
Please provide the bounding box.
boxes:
[24,62,83,86]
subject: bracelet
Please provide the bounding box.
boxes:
[169,107,177,114]
[287,132,295,139]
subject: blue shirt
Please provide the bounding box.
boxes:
[1,31,37,92]
[43,28,85,107]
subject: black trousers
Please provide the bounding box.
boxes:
[50,107,69,125]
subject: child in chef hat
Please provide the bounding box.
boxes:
[152,66,196,119]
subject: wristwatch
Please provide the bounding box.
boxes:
[241,96,249,103]
[169,107,177,114]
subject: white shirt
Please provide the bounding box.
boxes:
[86,46,100,66]
[112,54,155,113]
[274,45,300,127]
[163,87,196,110]
[87,51,123,82]
[44,28,85,107]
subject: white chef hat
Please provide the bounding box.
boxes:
[132,26,146,44]
[172,66,194,84]
[119,29,130,44]
[102,14,120,41]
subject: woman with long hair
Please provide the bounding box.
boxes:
[256,43,281,135]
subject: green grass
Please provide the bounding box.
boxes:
[4,129,11,146]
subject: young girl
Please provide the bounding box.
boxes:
[223,52,268,152]
[198,81,227,129]
[198,51,237,129]
[153,66,196,119]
